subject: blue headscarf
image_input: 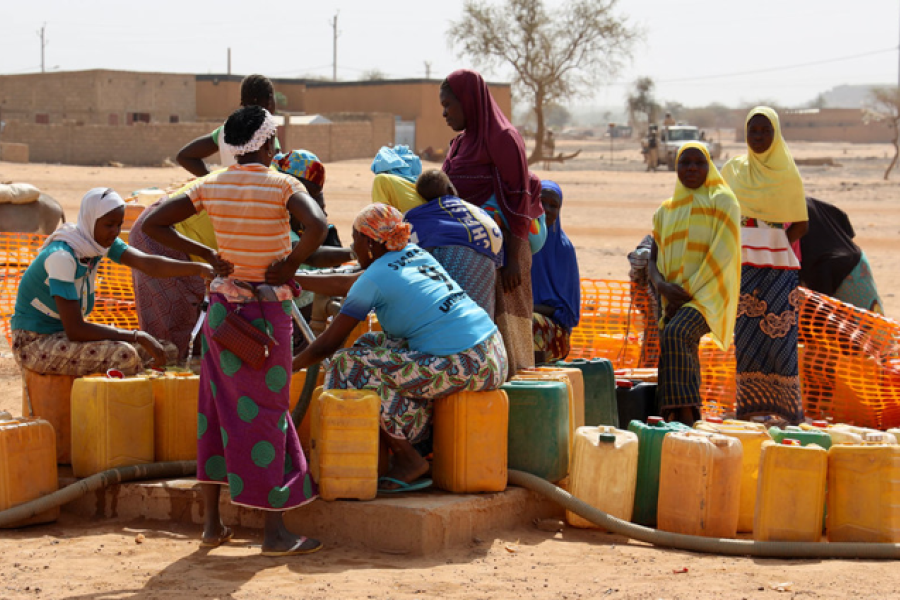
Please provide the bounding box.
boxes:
[531,180,580,331]
[370,145,422,183]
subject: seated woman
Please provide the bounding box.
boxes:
[531,180,580,363]
[370,145,427,214]
[406,169,503,318]
[11,187,219,377]
[649,143,741,425]
[292,204,508,490]
[799,195,883,314]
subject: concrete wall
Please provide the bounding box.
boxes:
[732,108,894,143]
[2,116,393,166]
[0,70,196,125]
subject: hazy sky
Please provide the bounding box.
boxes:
[3,0,898,110]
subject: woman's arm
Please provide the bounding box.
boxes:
[292,313,360,371]
[303,246,355,268]
[294,271,362,297]
[534,303,556,317]
[56,298,168,366]
[176,134,219,178]
[119,247,217,280]
[142,195,229,272]
[500,235,527,293]
[266,192,328,285]
[649,238,691,319]
[786,220,809,244]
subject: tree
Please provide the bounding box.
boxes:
[448,0,639,166]
[864,87,900,180]
[361,69,387,81]
[626,77,659,130]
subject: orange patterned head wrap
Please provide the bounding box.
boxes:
[353,203,411,251]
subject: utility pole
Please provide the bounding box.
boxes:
[331,11,340,82]
[424,61,432,79]
[37,23,48,73]
[227,48,232,76]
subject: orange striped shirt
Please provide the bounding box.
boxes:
[186,164,302,281]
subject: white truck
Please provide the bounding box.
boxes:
[657,125,720,170]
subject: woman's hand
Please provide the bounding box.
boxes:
[658,282,692,319]
[134,331,167,367]
[205,251,234,277]
[265,256,298,286]
[500,261,523,293]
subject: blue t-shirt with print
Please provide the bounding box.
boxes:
[340,244,496,356]
[12,238,129,334]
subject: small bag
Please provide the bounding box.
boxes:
[212,298,277,370]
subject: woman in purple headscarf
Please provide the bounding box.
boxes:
[531,180,580,363]
[440,69,544,375]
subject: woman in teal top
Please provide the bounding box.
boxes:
[11,187,224,376]
[293,203,508,491]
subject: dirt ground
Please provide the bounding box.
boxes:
[1,138,900,598]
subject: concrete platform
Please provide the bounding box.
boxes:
[59,472,563,555]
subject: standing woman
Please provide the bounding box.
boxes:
[440,69,544,375]
[531,180,581,363]
[721,106,808,424]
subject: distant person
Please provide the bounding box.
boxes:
[645,125,659,172]
[799,196,883,314]
[531,180,580,363]
[406,169,503,317]
[440,68,545,375]
[663,112,676,126]
[649,144,741,425]
[542,130,556,171]
[721,106,808,425]
[176,74,282,178]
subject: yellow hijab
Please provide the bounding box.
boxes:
[653,143,742,350]
[720,106,807,223]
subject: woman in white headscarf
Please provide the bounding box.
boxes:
[11,187,221,377]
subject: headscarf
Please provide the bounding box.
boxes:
[40,187,125,258]
[720,106,807,223]
[441,69,543,241]
[353,203,411,252]
[405,196,504,265]
[371,145,422,183]
[653,143,741,350]
[273,149,326,189]
[531,181,580,331]
[221,108,278,157]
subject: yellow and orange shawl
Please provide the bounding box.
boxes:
[652,143,742,350]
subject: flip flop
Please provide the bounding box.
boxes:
[200,526,234,548]
[260,536,323,557]
[377,477,433,494]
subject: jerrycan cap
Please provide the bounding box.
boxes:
[648,416,664,425]
[105,369,125,379]
[705,416,724,424]
[782,438,801,446]
[811,420,829,428]
[616,379,634,389]
[598,432,617,443]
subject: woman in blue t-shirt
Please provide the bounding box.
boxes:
[11,187,223,377]
[292,203,508,491]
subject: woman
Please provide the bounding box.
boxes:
[130,148,338,361]
[292,204,508,491]
[721,106,808,425]
[799,195,883,314]
[649,144,741,425]
[143,106,327,556]
[176,74,281,177]
[408,168,503,317]
[531,180,581,364]
[440,69,544,376]
[11,187,218,377]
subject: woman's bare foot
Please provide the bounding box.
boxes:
[378,432,430,490]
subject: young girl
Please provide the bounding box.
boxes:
[11,187,219,377]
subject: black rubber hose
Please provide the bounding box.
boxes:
[0,461,196,528]
[508,469,900,559]
[291,362,320,428]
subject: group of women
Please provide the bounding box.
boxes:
[10,70,581,556]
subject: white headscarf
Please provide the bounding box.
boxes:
[221,108,279,158]
[40,187,125,258]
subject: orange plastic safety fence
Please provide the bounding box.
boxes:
[0,232,138,348]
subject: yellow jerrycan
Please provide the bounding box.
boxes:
[148,370,199,462]
[0,417,59,527]
[309,389,380,501]
[567,425,638,529]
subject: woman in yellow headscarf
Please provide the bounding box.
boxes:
[721,106,808,424]
[650,143,741,425]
